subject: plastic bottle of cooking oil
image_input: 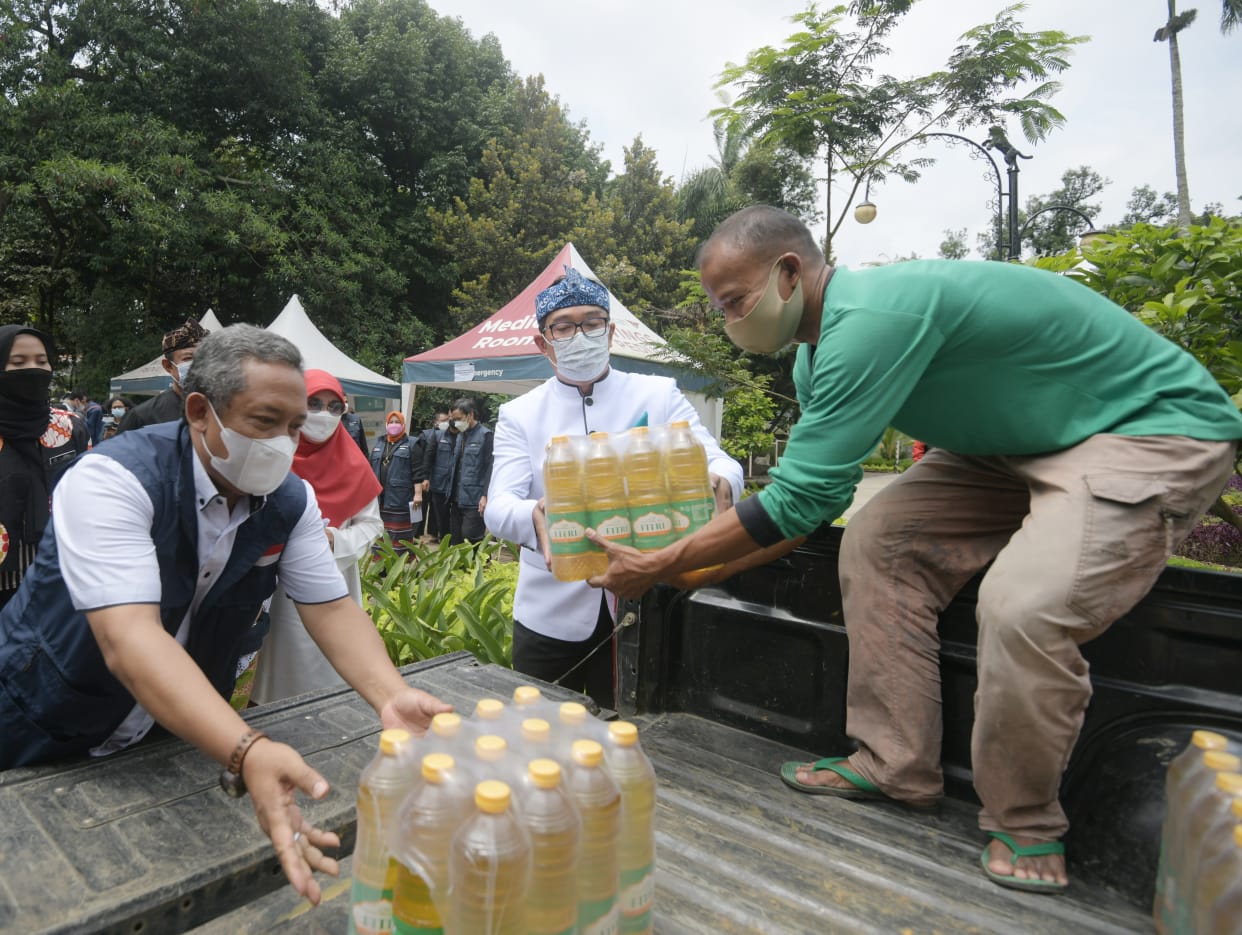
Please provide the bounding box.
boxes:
[349,729,413,935]
[607,722,657,935]
[555,702,592,765]
[390,753,468,935]
[449,780,532,935]
[1174,770,1242,933]
[568,739,621,935]
[663,420,722,585]
[545,435,593,581]
[522,758,582,935]
[475,698,506,723]
[584,431,633,576]
[623,427,675,553]
[1155,730,1231,932]
[522,718,553,760]
[1166,750,1242,932]
[1192,810,1242,935]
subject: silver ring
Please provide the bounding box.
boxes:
[292,831,302,844]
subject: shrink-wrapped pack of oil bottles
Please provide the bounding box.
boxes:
[348,685,656,935]
[543,421,718,582]
[1153,729,1242,933]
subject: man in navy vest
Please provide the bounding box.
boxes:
[0,324,450,907]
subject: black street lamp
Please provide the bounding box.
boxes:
[1017,205,1104,255]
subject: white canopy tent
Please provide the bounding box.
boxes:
[401,243,723,435]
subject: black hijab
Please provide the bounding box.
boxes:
[0,325,55,441]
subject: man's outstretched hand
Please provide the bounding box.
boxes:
[585,529,665,599]
[380,686,454,736]
[243,738,340,907]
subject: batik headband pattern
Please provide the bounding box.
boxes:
[534,267,610,324]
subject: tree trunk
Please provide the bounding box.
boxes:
[1168,0,1194,227]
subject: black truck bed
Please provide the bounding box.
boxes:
[1,649,1152,934]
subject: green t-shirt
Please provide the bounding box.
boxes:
[758,260,1242,539]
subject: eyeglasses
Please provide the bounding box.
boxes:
[307,399,346,415]
[542,316,609,343]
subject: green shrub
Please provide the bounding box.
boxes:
[361,534,519,668]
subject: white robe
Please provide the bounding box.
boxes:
[251,496,382,703]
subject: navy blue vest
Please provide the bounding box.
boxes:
[0,422,306,769]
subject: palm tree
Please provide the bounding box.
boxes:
[1154,1,1242,227]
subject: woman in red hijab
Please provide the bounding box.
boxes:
[252,370,383,704]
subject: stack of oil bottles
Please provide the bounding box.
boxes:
[542,421,719,582]
[1153,729,1242,934]
[348,684,657,935]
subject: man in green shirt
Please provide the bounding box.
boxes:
[591,205,1242,893]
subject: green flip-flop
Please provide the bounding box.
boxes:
[980,831,1068,894]
[778,756,889,800]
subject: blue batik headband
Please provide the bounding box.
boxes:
[535,267,610,325]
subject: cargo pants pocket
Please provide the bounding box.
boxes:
[1067,474,1190,629]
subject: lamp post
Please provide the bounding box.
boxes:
[852,127,1029,260]
[1017,205,1103,255]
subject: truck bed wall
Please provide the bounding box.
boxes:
[617,523,1242,907]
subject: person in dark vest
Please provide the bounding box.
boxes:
[369,410,425,553]
[417,410,449,540]
[425,398,493,544]
[116,317,209,433]
[0,326,91,611]
[342,404,368,457]
[0,324,451,907]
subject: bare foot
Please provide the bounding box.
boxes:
[986,834,1068,886]
[793,760,867,790]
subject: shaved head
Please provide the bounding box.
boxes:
[699,205,823,269]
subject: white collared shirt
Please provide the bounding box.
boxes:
[51,445,347,755]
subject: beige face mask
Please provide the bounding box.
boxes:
[724,258,803,354]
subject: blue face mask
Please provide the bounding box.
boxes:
[552,329,610,383]
[111,407,127,419]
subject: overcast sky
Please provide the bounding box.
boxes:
[426,0,1241,267]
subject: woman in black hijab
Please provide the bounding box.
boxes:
[0,325,90,610]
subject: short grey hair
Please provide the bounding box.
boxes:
[699,205,823,269]
[182,324,302,410]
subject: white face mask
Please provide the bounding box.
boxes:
[453,418,470,433]
[300,411,341,444]
[436,420,450,431]
[724,259,804,354]
[172,360,192,385]
[552,329,610,382]
[206,401,296,496]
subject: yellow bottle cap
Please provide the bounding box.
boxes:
[379,728,411,756]
[529,758,562,789]
[1191,730,1229,750]
[572,739,603,767]
[522,718,550,743]
[550,435,569,445]
[431,712,462,737]
[609,721,639,747]
[559,702,587,725]
[1235,824,1242,849]
[476,734,507,762]
[1204,751,1242,772]
[1232,797,1242,819]
[670,420,690,429]
[629,426,649,436]
[514,686,543,706]
[475,698,505,720]
[1216,772,1242,795]
[590,431,610,440]
[476,780,511,813]
[422,753,454,782]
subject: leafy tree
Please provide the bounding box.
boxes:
[938,228,970,259]
[1153,1,1242,226]
[1121,184,1180,226]
[714,1,1086,256]
[1009,165,1107,258]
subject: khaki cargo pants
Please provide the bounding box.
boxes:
[839,434,1238,839]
